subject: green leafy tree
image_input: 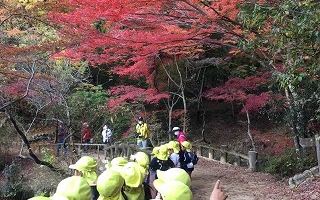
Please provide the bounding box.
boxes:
[238,0,320,152]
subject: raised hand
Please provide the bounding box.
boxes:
[210,180,228,200]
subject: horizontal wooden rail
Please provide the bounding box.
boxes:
[36,142,257,171]
[37,142,151,161]
[193,143,257,171]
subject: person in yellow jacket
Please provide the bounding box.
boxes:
[69,156,99,200]
[96,169,126,200]
[135,117,150,149]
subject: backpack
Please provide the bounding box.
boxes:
[188,152,199,165]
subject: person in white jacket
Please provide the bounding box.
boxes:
[102,125,112,145]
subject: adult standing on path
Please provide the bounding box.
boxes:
[172,126,187,144]
[56,122,68,157]
[172,126,188,167]
[101,124,112,145]
[135,116,150,149]
[82,122,92,153]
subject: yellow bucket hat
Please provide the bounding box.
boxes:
[51,176,91,200]
[153,180,192,200]
[156,168,191,187]
[69,156,98,185]
[181,141,191,152]
[111,157,128,167]
[123,185,145,200]
[151,146,160,158]
[50,195,69,200]
[28,197,53,200]
[120,162,143,188]
[69,156,97,172]
[97,169,124,198]
[167,141,180,153]
[156,144,169,160]
[130,152,150,169]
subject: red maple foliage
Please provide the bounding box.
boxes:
[107,85,169,109]
[203,72,273,113]
[48,0,243,88]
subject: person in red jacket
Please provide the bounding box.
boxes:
[172,127,187,144]
[81,122,92,153]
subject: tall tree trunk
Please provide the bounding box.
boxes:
[246,110,255,151]
[201,110,206,142]
[181,90,187,132]
[285,87,302,154]
[168,106,173,141]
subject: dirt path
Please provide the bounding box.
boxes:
[191,158,304,200]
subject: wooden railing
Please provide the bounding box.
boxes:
[73,143,151,159]
[193,144,258,171]
[37,142,152,160]
[36,142,257,171]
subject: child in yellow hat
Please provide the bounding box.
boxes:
[167,141,181,168]
[96,169,126,200]
[69,156,99,200]
[181,141,198,178]
[51,176,92,200]
[119,162,145,200]
[149,144,174,172]
[130,151,153,199]
[152,167,193,200]
[130,151,150,176]
[153,180,192,200]
[28,177,92,200]
[148,144,175,198]
[151,146,160,159]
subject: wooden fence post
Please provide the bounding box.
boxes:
[248,150,257,172]
[234,156,241,166]
[220,145,227,164]
[196,146,201,157]
[110,147,114,158]
[78,144,81,156]
[126,147,131,159]
[104,145,107,159]
[115,145,119,157]
[208,148,213,159]
[315,134,320,173]
[97,145,100,159]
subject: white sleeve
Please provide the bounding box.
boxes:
[107,129,112,137]
[102,130,106,142]
[170,153,180,168]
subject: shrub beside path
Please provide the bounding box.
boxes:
[191,158,320,200]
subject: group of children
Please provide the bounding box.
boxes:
[29,126,228,200]
[28,152,191,200]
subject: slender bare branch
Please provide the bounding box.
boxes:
[0,64,35,110]
[4,110,56,169]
